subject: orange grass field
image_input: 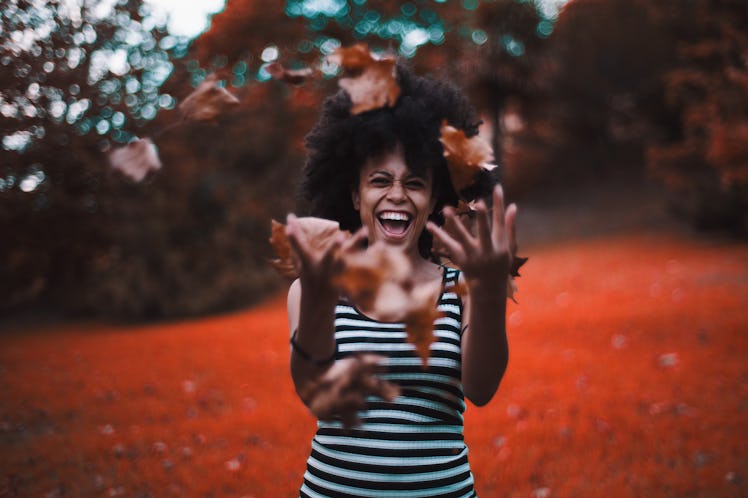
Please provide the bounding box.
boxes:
[1,232,747,497]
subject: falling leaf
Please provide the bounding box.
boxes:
[108,138,162,182]
[298,353,399,427]
[511,256,528,278]
[439,120,496,195]
[269,217,348,279]
[178,74,239,123]
[328,44,400,115]
[269,220,295,278]
[266,62,317,85]
[403,279,444,366]
[327,43,376,72]
[334,242,411,320]
[335,243,440,365]
[273,220,442,364]
[507,276,519,303]
[455,200,479,217]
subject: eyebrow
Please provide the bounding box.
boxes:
[368,170,424,180]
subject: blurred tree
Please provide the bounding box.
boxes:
[192,0,554,183]
[645,0,748,232]
[522,0,670,185]
[0,0,183,314]
[463,0,548,177]
[0,0,564,319]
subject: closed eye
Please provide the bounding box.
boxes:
[369,177,392,187]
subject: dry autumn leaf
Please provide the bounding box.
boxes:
[328,44,400,115]
[269,220,295,279]
[511,256,528,278]
[272,220,445,365]
[439,121,497,195]
[178,74,240,123]
[298,353,399,428]
[403,279,444,367]
[269,217,348,279]
[327,43,375,72]
[108,137,162,182]
[266,62,317,86]
[334,242,411,320]
[335,242,440,365]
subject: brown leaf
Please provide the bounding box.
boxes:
[178,74,240,123]
[269,217,347,279]
[299,354,399,428]
[266,62,317,85]
[108,137,162,182]
[403,279,443,367]
[269,220,296,278]
[334,242,410,319]
[511,256,528,278]
[507,276,519,303]
[329,44,400,115]
[439,121,496,194]
[327,43,375,72]
[336,242,441,366]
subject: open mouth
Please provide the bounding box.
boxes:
[377,211,413,237]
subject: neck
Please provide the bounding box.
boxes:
[407,251,441,283]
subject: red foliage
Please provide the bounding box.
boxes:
[1,233,746,497]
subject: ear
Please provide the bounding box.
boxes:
[351,188,360,211]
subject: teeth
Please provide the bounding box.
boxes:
[379,212,411,221]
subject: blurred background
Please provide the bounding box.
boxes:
[2,0,746,322]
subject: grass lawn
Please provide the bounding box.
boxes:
[1,231,746,497]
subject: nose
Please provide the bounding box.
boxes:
[386,179,406,202]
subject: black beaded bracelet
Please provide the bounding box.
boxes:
[290,329,336,366]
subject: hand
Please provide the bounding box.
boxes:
[298,354,400,427]
[427,185,518,295]
[285,214,367,294]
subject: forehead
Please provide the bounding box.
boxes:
[361,149,431,179]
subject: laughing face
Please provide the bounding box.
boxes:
[352,147,436,256]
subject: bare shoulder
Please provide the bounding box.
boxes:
[287,279,302,336]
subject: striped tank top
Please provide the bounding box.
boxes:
[299,266,477,498]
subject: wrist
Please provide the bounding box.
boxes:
[291,329,337,365]
[299,276,338,302]
[467,276,509,302]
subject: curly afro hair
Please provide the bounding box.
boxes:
[299,62,493,257]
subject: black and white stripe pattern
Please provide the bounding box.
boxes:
[300,267,478,498]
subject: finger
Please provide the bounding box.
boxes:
[492,185,506,246]
[337,392,367,427]
[320,232,344,267]
[506,203,518,256]
[360,374,400,402]
[442,206,475,249]
[474,200,492,252]
[341,410,361,429]
[341,226,368,254]
[352,354,387,384]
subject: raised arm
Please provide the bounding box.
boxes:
[285,216,399,426]
[427,185,517,406]
[285,214,345,393]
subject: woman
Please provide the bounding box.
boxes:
[285,64,518,497]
